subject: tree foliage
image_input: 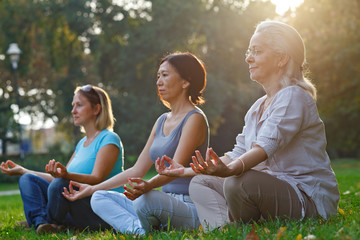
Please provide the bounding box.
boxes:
[1,0,358,159]
[289,0,360,157]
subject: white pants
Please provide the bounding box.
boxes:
[91,189,199,234]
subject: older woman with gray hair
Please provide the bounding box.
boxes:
[156,21,340,230]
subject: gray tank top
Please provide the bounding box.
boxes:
[149,108,209,195]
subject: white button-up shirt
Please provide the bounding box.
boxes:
[226,85,339,219]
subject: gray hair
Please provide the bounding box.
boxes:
[255,21,317,100]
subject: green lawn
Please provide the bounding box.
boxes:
[0,159,359,239]
[0,183,18,191]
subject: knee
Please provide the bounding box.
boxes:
[133,191,163,217]
[19,173,34,187]
[189,175,217,201]
[189,175,212,194]
[223,176,242,200]
[133,192,151,215]
[90,190,107,213]
[48,178,67,192]
[19,173,43,192]
[224,170,259,200]
[48,178,69,200]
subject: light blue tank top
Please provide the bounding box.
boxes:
[149,108,209,195]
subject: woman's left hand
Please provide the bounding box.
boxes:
[191,148,232,178]
[46,159,68,178]
[124,178,151,200]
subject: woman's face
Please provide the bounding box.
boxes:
[245,32,281,84]
[157,61,188,102]
[71,92,98,126]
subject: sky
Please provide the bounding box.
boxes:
[271,0,304,15]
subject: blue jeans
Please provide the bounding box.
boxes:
[19,173,110,230]
[19,173,51,228]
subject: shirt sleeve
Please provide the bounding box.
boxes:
[225,126,247,159]
[255,87,313,158]
[98,131,122,152]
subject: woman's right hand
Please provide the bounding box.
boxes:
[191,148,232,177]
[46,159,68,178]
[155,155,185,177]
[62,181,94,201]
[0,160,26,176]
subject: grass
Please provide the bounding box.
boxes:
[0,183,18,191]
[0,159,359,239]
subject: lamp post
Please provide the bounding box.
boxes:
[6,43,24,160]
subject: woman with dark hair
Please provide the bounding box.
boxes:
[157,21,340,230]
[0,85,124,233]
[62,52,209,235]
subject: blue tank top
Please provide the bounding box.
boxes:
[149,108,209,195]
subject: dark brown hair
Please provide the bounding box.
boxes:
[159,52,207,106]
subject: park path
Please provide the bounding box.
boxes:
[0,190,20,196]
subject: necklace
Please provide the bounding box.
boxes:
[86,130,100,144]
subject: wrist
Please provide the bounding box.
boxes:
[63,171,69,179]
[228,158,245,176]
[90,185,96,194]
[21,168,28,175]
[227,164,239,176]
[147,180,155,192]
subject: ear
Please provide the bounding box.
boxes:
[182,80,190,89]
[93,104,101,116]
[278,53,290,68]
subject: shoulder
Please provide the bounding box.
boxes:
[100,129,119,139]
[187,107,208,123]
[98,129,121,146]
[182,108,208,133]
[156,112,169,124]
[274,86,314,105]
[250,95,267,109]
[269,86,318,122]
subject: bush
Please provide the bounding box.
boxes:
[0,152,71,183]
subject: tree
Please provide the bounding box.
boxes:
[290,0,360,157]
[0,75,17,155]
[0,0,95,149]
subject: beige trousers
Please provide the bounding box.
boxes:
[189,170,317,231]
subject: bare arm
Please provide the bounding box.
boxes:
[1,160,54,182]
[226,145,267,176]
[47,144,121,185]
[156,152,232,178]
[191,146,267,178]
[125,113,207,200]
[63,121,158,201]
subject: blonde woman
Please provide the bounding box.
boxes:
[63,52,209,235]
[1,85,124,233]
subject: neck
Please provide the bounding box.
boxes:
[262,78,282,99]
[83,124,99,138]
[169,98,194,116]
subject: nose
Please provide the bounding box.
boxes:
[156,77,163,86]
[71,106,76,114]
[245,54,253,64]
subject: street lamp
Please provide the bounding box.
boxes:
[6,43,24,159]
